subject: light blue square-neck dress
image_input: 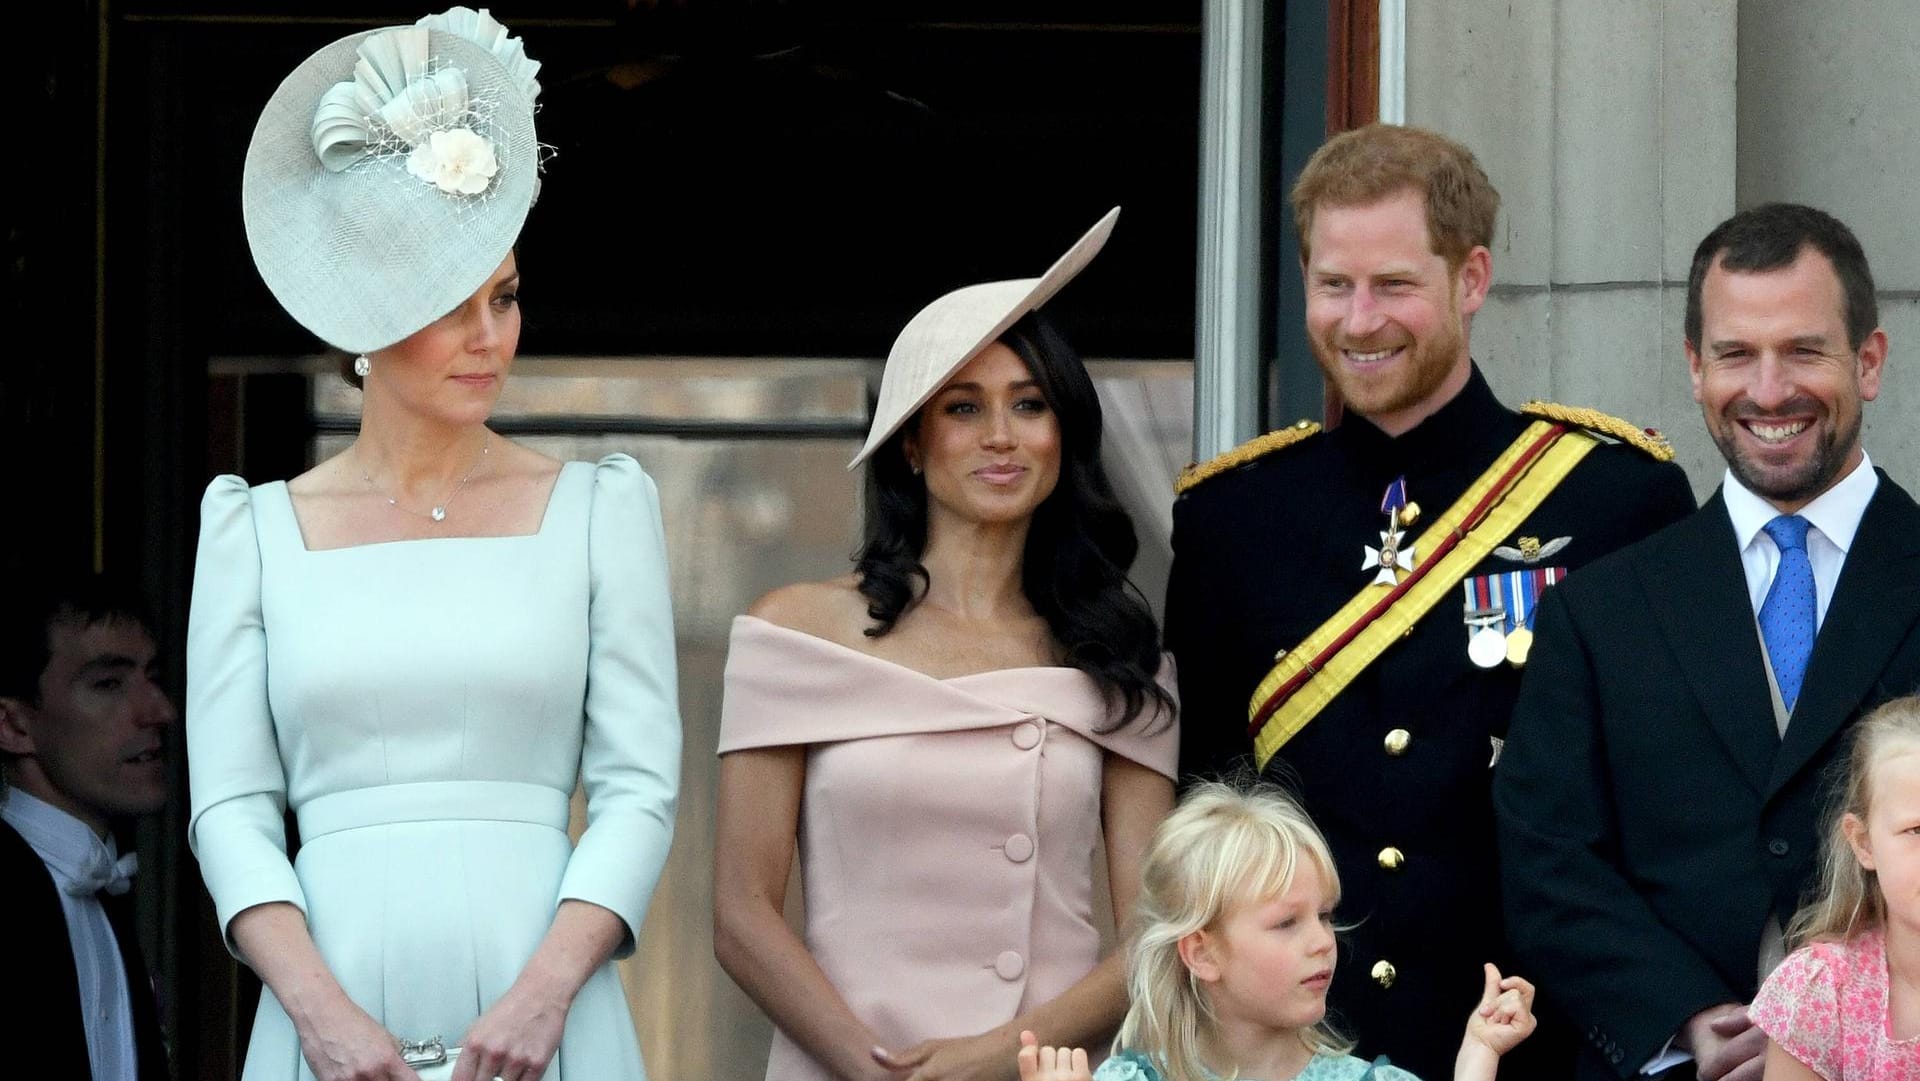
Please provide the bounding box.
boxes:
[186,454,680,1081]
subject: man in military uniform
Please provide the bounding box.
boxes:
[1165,124,1696,1079]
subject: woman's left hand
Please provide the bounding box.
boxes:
[874,1030,1019,1081]
[450,979,571,1081]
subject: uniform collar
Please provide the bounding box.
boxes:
[1331,362,1513,473]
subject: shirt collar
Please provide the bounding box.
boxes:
[1722,449,1878,554]
[0,787,119,890]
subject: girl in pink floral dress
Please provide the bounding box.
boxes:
[1751,696,1920,1080]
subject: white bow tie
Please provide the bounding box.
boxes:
[64,848,139,898]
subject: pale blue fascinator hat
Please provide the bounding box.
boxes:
[242,7,542,355]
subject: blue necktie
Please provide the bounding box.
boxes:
[1760,515,1816,712]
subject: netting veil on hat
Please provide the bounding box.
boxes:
[243,7,543,355]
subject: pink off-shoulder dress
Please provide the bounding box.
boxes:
[716,615,1178,1081]
[1751,929,1920,1080]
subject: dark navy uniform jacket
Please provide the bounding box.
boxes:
[1165,366,1695,1080]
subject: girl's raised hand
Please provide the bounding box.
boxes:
[1016,1031,1092,1081]
[1468,963,1537,1056]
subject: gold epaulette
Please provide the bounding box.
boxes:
[1174,420,1321,495]
[1520,401,1675,462]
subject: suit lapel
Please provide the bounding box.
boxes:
[0,823,92,1080]
[1637,493,1778,796]
[1770,474,1920,795]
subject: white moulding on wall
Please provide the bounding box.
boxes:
[1379,0,1407,124]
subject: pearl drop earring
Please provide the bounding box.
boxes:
[353,355,371,378]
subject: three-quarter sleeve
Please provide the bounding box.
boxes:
[556,454,682,954]
[185,476,307,957]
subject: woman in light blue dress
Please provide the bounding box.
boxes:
[186,11,679,1081]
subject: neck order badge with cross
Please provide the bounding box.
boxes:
[1363,476,1420,586]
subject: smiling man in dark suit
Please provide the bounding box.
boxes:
[1495,202,1920,1081]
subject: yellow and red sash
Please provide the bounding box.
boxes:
[1248,421,1598,769]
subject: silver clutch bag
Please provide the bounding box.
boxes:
[400,1036,462,1080]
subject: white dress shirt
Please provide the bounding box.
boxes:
[1721,450,1879,629]
[1,789,138,1081]
[1641,451,1879,1075]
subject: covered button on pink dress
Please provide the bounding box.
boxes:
[716,615,1178,1081]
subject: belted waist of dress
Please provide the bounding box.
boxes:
[295,780,571,841]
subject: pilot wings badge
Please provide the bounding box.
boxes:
[1494,535,1571,565]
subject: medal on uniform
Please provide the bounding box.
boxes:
[1462,574,1507,668]
[1504,570,1536,666]
[1363,476,1418,586]
[1502,566,1565,667]
[1466,548,1572,668]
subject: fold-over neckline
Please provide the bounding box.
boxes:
[719,615,1179,777]
[733,613,1072,683]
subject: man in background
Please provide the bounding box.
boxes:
[1,575,176,1080]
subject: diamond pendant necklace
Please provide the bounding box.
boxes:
[360,432,491,522]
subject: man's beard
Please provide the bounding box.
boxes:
[1314,314,1465,423]
[1712,403,1859,506]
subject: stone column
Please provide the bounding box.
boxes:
[1404,0,1739,492]
[1737,0,1920,476]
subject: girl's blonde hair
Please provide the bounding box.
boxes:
[1116,782,1351,1081]
[1787,695,1920,948]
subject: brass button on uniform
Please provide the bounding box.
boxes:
[1371,959,1397,988]
[1377,846,1405,870]
[1384,728,1411,756]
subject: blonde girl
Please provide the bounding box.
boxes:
[1751,696,1920,1079]
[1016,783,1535,1081]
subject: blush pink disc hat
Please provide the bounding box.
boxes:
[848,206,1120,470]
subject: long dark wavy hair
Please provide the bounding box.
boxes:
[854,311,1174,730]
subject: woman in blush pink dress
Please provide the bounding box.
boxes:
[713,209,1178,1081]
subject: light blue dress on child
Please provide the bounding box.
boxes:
[185,455,681,1081]
[1093,1048,1423,1081]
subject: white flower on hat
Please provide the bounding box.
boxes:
[405,127,499,195]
